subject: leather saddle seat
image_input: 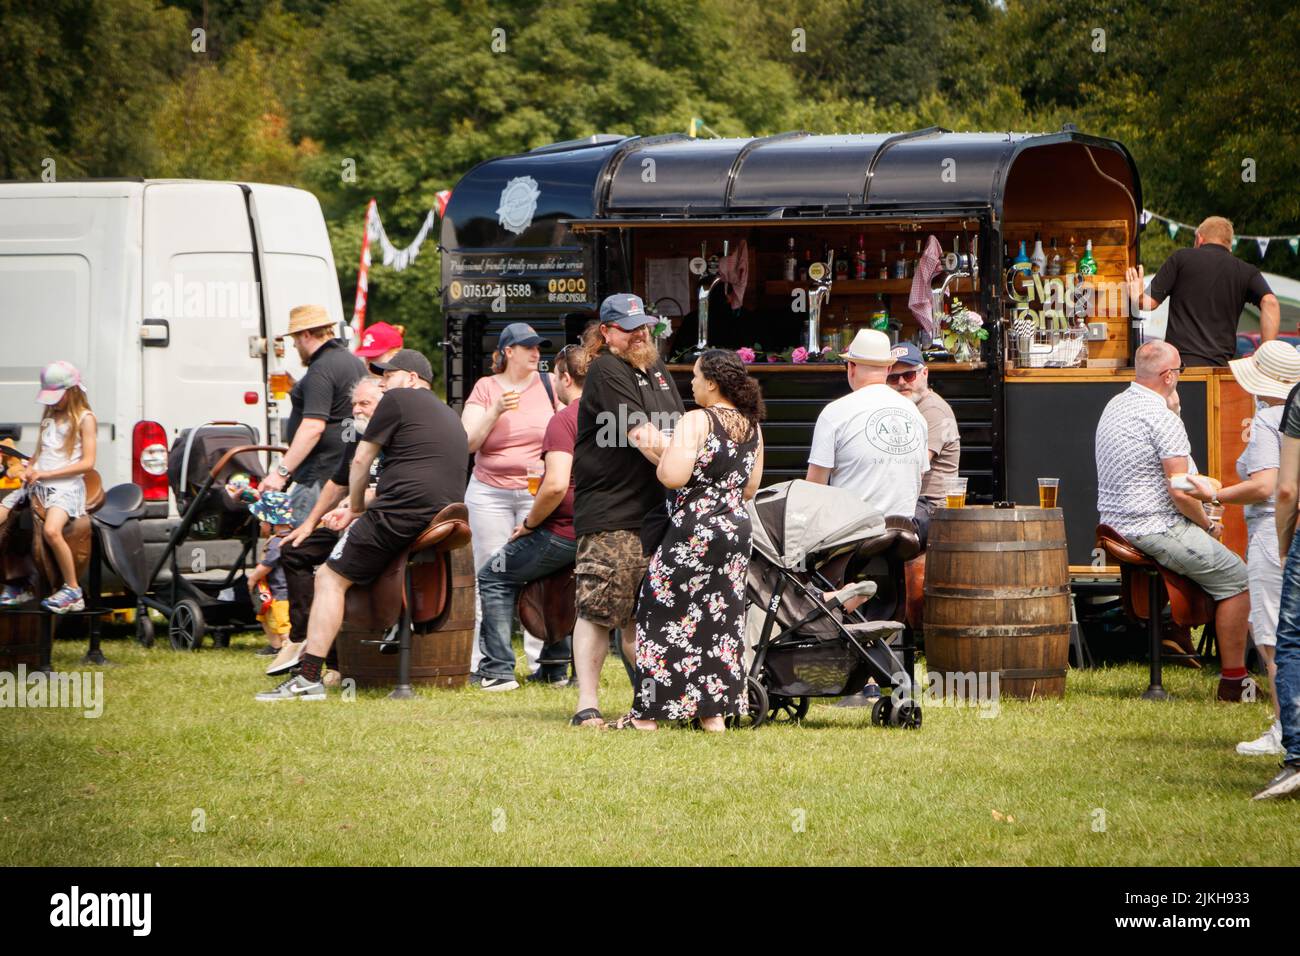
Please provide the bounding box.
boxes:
[31,469,106,593]
[342,503,472,635]
[1095,524,1214,627]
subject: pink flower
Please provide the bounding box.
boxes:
[767,354,780,363]
[791,346,809,364]
[736,347,756,364]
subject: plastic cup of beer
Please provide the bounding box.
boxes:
[1204,501,1225,524]
[526,464,543,496]
[946,477,968,509]
[1038,477,1060,509]
[502,389,520,412]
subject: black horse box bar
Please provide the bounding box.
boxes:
[441,127,1198,570]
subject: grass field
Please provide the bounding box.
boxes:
[1,632,1295,867]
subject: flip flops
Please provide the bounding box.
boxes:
[570,708,605,728]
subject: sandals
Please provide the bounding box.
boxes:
[570,708,605,728]
[611,713,657,731]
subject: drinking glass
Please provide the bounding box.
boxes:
[1038,477,1060,509]
[526,464,544,496]
[946,477,968,509]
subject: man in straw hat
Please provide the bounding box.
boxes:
[1255,349,1300,797]
[805,329,930,524]
[261,304,366,527]
[1216,341,1300,758]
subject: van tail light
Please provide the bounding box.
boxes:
[132,421,169,501]
[269,372,291,400]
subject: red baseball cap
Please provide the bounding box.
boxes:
[354,322,404,358]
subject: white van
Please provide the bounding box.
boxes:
[0,179,345,565]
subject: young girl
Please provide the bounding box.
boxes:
[0,361,97,613]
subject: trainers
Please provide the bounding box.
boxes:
[266,640,304,677]
[255,674,326,702]
[526,670,571,687]
[1237,721,1284,756]
[479,677,520,692]
[41,585,84,614]
[1252,762,1300,801]
[0,584,33,606]
[256,643,279,656]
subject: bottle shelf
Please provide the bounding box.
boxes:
[763,278,978,295]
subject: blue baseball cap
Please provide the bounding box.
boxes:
[249,490,294,526]
[599,293,655,331]
[889,342,925,367]
[498,323,552,349]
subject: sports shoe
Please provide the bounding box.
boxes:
[478,677,520,692]
[526,670,571,687]
[1252,762,1300,800]
[265,640,304,677]
[255,674,326,702]
[256,643,279,656]
[41,585,84,614]
[1237,721,1284,756]
[0,584,34,606]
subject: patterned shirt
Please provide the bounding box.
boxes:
[1095,383,1190,537]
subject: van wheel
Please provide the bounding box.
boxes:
[168,600,206,651]
[135,612,155,648]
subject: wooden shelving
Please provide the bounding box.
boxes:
[762,278,978,296]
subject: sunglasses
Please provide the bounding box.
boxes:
[887,369,919,384]
[1160,363,1186,376]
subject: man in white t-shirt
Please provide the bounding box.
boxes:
[806,329,929,521]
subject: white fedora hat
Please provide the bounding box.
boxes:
[1228,339,1300,400]
[840,328,895,366]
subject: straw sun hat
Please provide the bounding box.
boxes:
[286,303,336,336]
[1228,340,1300,400]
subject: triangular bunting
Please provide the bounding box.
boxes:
[1290,238,1299,255]
[1257,237,1270,258]
[1231,237,1239,251]
[1167,220,1180,239]
[1140,209,1153,226]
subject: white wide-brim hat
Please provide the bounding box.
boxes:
[840,329,895,366]
[1228,339,1300,400]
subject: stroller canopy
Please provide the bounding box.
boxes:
[748,480,886,570]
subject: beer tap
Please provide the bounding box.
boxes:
[806,248,834,354]
[695,239,729,355]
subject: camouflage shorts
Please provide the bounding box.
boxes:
[575,530,649,630]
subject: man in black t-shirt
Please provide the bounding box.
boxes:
[570,294,684,727]
[257,349,468,700]
[1127,216,1280,367]
[1256,382,1300,797]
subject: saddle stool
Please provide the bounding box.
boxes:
[1095,524,1214,699]
[338,503,473,698]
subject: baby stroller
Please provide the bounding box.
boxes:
[742,479,922,729]
[100,423,285,649]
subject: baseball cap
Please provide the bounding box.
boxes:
[599,293,655,331]
[249,490,294,527]
[498,323,552,350]
[355,322,404,358]
[37,360,83,405]
[370,348,434,383]
[889,342,925,368]
[840,329,895,366]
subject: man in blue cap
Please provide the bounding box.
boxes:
[569,294,684,727]
[886,342,961,546]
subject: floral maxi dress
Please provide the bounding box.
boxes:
[632,407,758,721]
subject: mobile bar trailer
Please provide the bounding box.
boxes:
[440,128,1251,667]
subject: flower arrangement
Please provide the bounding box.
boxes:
[940,298,987,363]
[669,343,841,365]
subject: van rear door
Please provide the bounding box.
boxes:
[141,182,266,450]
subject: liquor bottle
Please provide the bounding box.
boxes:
[1012,239,1032,276]
[1064,236,1079,276]
[838,305,854,350]
[892,241,907,280]
[853,234,868,280]
[871,293,890,331]
[1079,238,1098,275]
[879,248,889,280]
[913,238,924,278]
[799,248,812,282]
[1030,231,1046,275]
[783,236,797,282]
[835,247,848,279]
[1047,237,1061,276]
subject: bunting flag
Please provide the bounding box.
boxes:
[1143,209,1299,258]
[349,193,453,339]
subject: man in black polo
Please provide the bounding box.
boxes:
[260,304,366,523]
[257,349,468,700]
[1127,216,1281,367]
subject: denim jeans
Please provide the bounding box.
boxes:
[287,480,323,530]
[1273,530,1300,764]
[477,527,577,681]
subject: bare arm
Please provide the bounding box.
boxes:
[246,563,270,589]
[1277,436,1300,558]
[461,402,503,454]
[805,464,833,485]
[1215,468,1276,507]
[284,479,347,546]
[1260,294,1281,343]
[349,441,381,514]
[1163,457,1212,530]
[629,421,671,466]
[744,434,765,502]
[656,410,708,489]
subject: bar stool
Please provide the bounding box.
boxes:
[1095,524,1213,699]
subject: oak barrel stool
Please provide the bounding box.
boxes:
[923,506,1071,699]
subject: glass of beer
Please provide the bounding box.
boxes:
[1038,477,1060,509]
[526,464,544,496]
[946,477,968,509]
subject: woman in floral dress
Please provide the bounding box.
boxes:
[618,349,764,732]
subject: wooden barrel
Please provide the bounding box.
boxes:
[923,506,1070,699]
[0,613,45,672]
[336,545,477,689]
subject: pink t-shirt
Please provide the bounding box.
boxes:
[466,373,557,489]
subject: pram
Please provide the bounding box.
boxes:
[742,479,922,729]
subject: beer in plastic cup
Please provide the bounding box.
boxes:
[526,464,543,496]
[502,389,520,411]
[946,477,968,509]
[1038,477,1060,509]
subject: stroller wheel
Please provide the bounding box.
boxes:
[888,697,922,730]
[168,599,206,651]
[768,695,810,723]
[135,612,155,648]
[727,676,769,729]
[871,696,890,726]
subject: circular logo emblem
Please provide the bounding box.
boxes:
[808,261,827,281]
[449,280,462,300]
[689,257,708,276]
[864,407,923,456]
[496,176,540,235]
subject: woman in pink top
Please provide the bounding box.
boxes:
[461,323,559,679]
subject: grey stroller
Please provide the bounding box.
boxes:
[742,480,921,728]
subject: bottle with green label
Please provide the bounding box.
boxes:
[870,293,891,332]
[1079,238,1098,275]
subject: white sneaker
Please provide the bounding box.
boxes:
[265,640,304,676]
[255,674,326,701]
[1237,721,1284,756]
[479,677,520,692]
